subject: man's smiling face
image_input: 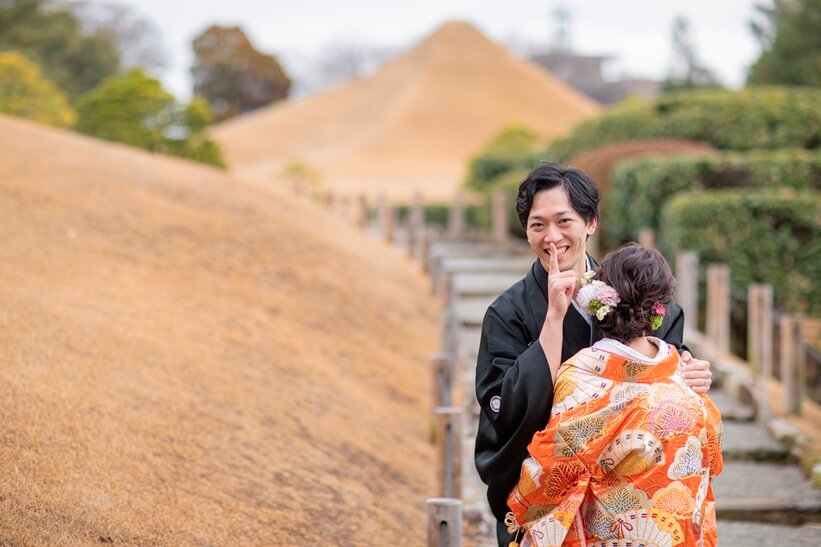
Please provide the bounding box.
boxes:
[526,186,597,277]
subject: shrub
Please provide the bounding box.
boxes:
[660,189,820,315]
[76,70,225,168]
[604,149,821,244]
[0,51,76,127]
[546,87,821,161]
[464,124,544,192]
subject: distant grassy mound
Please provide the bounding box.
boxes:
[210,21,600,201]
[0,114,438,545]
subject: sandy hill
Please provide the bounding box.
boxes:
[0,114,439,545]
[210,20,600,202]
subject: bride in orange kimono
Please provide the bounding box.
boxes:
[506,243,723,547]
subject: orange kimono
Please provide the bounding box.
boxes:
[507,341,723,547]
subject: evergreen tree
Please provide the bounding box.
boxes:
[0,0,120,98]
[748,0,821,86]
[75,69,224,168]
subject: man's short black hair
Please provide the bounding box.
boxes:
[515,162,600,228]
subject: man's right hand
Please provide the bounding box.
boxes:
[546,242,577,321]
[539,243,578,381]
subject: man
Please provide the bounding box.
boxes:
[474,163,712,546]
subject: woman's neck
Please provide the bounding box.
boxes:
[626,336,658,359]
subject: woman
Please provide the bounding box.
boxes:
[506,243,723,547]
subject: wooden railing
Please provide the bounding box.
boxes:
[675,249,815,419]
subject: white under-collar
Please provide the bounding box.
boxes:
[593,337,669,363]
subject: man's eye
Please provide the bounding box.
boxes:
[559,218,572,224]
[530,223,543,229]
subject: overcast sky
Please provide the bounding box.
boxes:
[111,0,764,100]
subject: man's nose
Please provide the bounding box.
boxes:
[542,224,562,243]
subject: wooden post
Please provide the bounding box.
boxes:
[675,251,699,328]
[438,272,453,308]
[448,191,465,239]
[705,264,730,353]
[491,190,508,245]
[416,228,430,272]
[440,310,459,368]
[759,285,774,380]
[406,213,416,258]
[430,354,451,411]
[748,284,773,377]
[426,498,462,547]
[411,192,424,233]
[378,196,395,244]
[323,192,334,210]
[781,315,805,416]
[435,407,463,499]
[355,194,368,229]
[748,284,774,425]
[638,228,656,249]
[336,195,349,221]
[408,193,423,258]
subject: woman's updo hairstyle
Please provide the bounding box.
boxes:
[593,243,675,343]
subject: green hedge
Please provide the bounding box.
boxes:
[394,202,492,231]
[660,189,820,315]
[547,87,821,162]
[463,124,548,192]
[604,149,821,245]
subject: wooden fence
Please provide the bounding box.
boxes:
[675,249,815,419]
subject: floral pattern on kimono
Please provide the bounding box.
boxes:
[507,344,723,547]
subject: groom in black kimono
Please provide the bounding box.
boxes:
[474,163,713,546]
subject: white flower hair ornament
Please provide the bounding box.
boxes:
[576,271,621,320]
[576,271,668,328]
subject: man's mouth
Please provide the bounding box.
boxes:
[545,246,569,258]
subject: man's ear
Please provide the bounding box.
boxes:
[586,217,598,236]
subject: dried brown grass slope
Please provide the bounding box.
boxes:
[0,114,438,545]
[210,21,601,202]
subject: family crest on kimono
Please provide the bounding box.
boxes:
[474,163,715,546]
[506,243,723,547]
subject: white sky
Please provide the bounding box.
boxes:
[110,0,764,100]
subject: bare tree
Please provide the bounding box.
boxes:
[289,42,396,97]
[664,15,721,91]
[67,1,167,74]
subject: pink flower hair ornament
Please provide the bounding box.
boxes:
[650,301,666,331]
[576,271,621,321]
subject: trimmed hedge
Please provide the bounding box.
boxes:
[660,189,820,315]
[463,124,547,192]
[547,87,821,162]
[604,149,821,245]
[394,202,493,232]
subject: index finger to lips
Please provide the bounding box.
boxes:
[548,243,559,274]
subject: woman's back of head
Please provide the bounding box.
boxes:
[587,243,676,344]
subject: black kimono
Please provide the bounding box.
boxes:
[474,257,687,545]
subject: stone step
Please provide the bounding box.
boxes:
[721,420,790,462]
[450,272,523,298]
[440,256,533,275]
[455,297,496,328]
[717,521,821,546]
[713,461,821,524]
[707,390,755,422]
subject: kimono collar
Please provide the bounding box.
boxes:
[575,342,682,384]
